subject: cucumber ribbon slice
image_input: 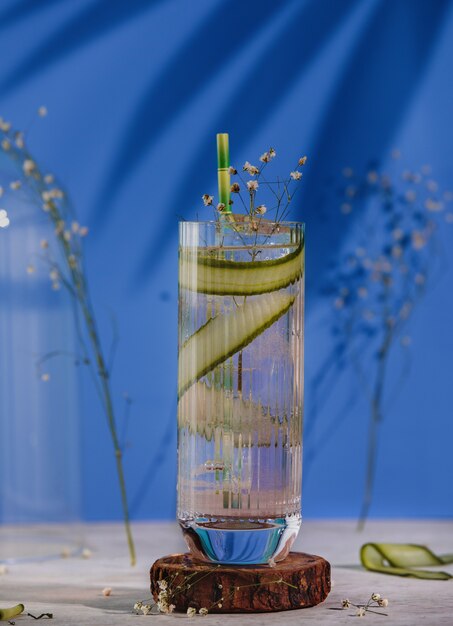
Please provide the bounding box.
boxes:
[178,292,296,397]
[178,381,300,446]
[360,543,453,580]
[180,240,304,295]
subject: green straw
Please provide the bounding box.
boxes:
[217,133,231,214]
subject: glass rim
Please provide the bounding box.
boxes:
[179,219,305,227]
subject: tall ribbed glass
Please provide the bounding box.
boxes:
[177,218,304,565]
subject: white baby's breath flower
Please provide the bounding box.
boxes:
[133,602,143,612]
[23,159,36,175]
[230,182,240,193]
[81,548,92,559]
[269,147,276,158]
[49,187,64,199]
[63,230,71,242]
[290,170,302,181]
[379,598,389,607]
[2,138,11,151]
[60,547,71,558]
[202,194,213,206]
[44,173,54,184]
[157,580,168,590]
[102,587,112,597]
[357,606,366,617]
[10,180,21,190]
[259,151,271,163]
[38,105,48,117]
[42,190,51,202]
[41,373,50,382]
[228,166,237,175]
[26,264,36,274]
[243,161,259,176]
[0,119,11,132]
[0,565,8,575]
[371,593,381,602]
[168,604,175,613]
[255,204,266,215]
[247,180,258,192]
[342,599,351,608]
[199,608,208,616]
[79,226,89,237]
[142,604,152,615]
[187,607,197,617]
[71,221,80,233]
[217,202,226,213]
[298,156,307,166]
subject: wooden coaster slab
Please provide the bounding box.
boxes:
[150,552,330,613]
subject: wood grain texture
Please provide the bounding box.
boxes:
[150,552,331,613]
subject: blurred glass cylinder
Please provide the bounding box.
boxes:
[0,176,82,562]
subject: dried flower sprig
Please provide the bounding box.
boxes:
[341,593,389,617]
[311,151,452,528]
[202,147,307,224]
[0,110,136,565]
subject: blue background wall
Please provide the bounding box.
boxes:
[0,0,452,521]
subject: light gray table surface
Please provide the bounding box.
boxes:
[1,521,452,625]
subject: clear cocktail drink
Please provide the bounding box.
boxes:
[177,218,304,564]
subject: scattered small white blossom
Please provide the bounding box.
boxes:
[26,264,36,274]
[187,607,197,617]
[0,565,8,575]
[38,106,48,117]
[142,604,152,615]
[0,118,11,132]
[247,180,258,191]
[357,607,366,617]
[290,170,302,180]
[199,608,208,616]
[371,593,381,602]
[230,182,240,193]
[157,580,168,590]
[79,226,89,237]
[2,138,11,151]
[243,161,259,176]
[217,202,226,213]
[23,159,36,175]
[202,194,213,206]
[255,204,267,215]
[102,587,112,597]
[269,147,276,158]
[81,548,92,559]
[228,166,237,175]
[10,180,21,190]
[298,156,307,166]
[40,239,49,249]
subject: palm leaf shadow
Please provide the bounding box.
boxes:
[136,0,361,281]
[301,0,451,285]
[0,0,168,95]
[92,0,287,227]
[0,0,63,31]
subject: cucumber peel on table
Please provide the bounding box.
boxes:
[178,291,296,397]
[0,603,24,621]
[179,241,304,296]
